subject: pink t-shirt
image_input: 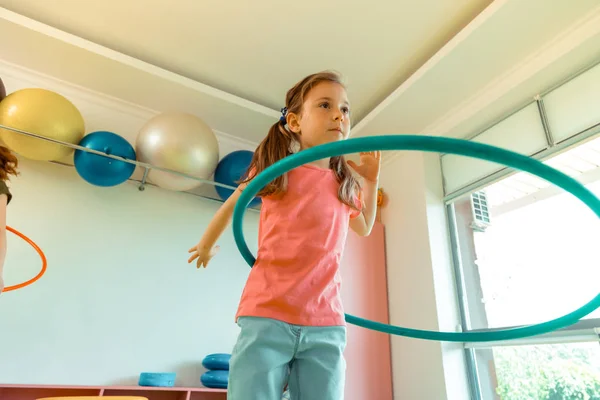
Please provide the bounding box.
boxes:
[235,164,362,326]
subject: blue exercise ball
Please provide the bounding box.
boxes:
[214,150,261,207]
[74,131,136,187]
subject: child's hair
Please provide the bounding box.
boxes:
[242,71,361,211]
[0,145,18,181]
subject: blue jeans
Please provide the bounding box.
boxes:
[227,316,347,400]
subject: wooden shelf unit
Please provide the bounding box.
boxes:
[0,384,226,400]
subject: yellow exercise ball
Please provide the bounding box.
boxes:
[0,88,85,161]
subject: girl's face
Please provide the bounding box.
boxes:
[287,81,351,150]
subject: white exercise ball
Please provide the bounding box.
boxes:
[135,112,220,191]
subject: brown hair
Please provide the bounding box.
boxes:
[241,71,361,210]
[0,145,18,181]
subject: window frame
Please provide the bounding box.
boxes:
[443,57,600,400]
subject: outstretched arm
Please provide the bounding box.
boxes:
[188,181,250,268]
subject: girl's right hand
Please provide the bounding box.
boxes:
[188,243,220,269]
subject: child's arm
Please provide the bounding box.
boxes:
[349,179,378,236]
[348,151,381,237]
[188,181,249,268]
[0,194,7,294]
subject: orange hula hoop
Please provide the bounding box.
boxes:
[3,225,47,292]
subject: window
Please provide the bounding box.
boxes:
[448,136,600,399]
[481,342,600,400]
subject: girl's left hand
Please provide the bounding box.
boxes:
[347,151,381,183]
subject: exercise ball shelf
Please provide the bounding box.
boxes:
[0,123,258,209]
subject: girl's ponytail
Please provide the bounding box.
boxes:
[240,112,299,197]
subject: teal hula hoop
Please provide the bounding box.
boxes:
[232,135,600,342]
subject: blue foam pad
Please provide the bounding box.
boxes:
[201,370,228,389]
[202,353,231,370]
[138,372,176,387]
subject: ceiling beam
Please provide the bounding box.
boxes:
[351,0,509,137]
[379,3,600,168]
[0,6,281,120]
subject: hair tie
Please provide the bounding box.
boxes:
[280,107,288,123]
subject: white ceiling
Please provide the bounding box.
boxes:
[0,0,491,120]
[0,0,599,158]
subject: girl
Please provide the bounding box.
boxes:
[0,144,18,294]
[188,71,381,400]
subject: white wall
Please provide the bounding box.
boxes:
[379,152,469,400]
[423,153,470,400]
[0,62,260,387]
[0,158,259,386]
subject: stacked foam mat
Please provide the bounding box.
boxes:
[138,372,176,387]
[201,353,231,389]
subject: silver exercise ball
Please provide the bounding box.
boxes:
[135,112,219,191]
